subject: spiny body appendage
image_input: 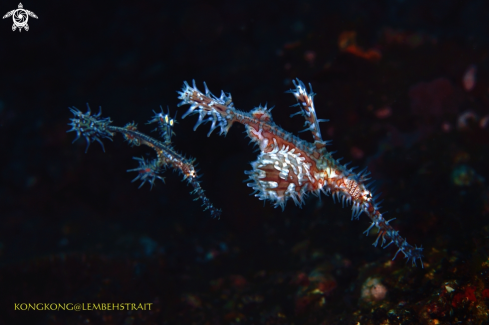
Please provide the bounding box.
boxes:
[68,103,221,218]
[147,106,177,145]
[127,157,165,189]
[67,104,114,153]
[177,79,423,267]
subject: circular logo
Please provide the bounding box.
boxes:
[2,3,38,32]
[13,9,28,28]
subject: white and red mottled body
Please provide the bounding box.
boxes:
[178,79,423,267]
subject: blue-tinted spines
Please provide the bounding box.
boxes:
[407,246,424,268]
[177,80,234,137]
[68,103,221,218]
[188,177,222,219]
[68,103,114,153]
[147,106,177,145]
[394,242,424,268]
[127,157,165,190]
[176,79,425,266]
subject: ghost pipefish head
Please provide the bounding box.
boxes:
[147,105,177,145]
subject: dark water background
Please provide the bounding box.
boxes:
[1,0,489,324]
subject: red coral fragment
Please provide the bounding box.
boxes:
[482,288,489,299]
[338,31,381,62]
[452,286,476,308]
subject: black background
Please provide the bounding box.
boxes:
[1,0,489,324]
